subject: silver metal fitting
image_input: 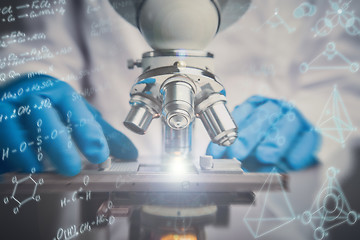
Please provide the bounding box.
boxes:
[196,94,238,146]
[127,59,142,69]
[124,95,160,135]
[124,104,154,135]
[161,79,195,130]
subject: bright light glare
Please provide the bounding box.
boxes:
[168,156,188,175]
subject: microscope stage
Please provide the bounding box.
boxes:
[0,158,287,204]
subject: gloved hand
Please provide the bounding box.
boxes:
[206,95,321,171]
[0,74,137,176]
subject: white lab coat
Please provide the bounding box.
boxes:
[0,0,359,239]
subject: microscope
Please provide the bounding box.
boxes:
[0,2,288,232]
[0,0,286,194]
[111,0,249,170]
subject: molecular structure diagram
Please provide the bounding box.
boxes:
[243,167,360,239]
[293,2,317,19]
[315,85,357,147]
[300,42,359,73]
[254,8,296,33]
[313,0,360,37]
[60,175,91,208]
[243,168,296,238]
[3,168,44,214]
[301,167,358,240]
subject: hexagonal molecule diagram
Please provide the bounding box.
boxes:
[3,168,44,214]
[315,85,357,147]
[301,167,358,240]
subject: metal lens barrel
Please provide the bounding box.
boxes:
[124,104,154,135]
[161,81,195,130]
[197,95,238,146]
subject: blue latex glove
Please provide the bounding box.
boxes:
[206,95,321,171]
[0,74,137,176]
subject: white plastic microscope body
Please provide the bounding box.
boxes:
[138,0,219,50]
